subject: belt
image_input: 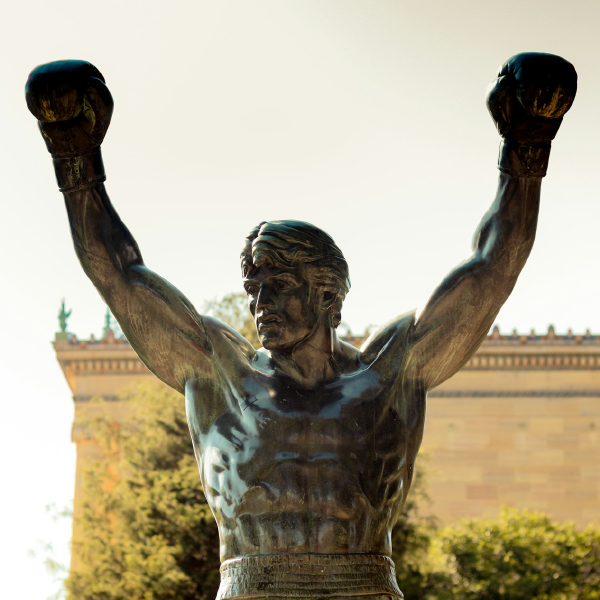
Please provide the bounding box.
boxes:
[217,553,404,599]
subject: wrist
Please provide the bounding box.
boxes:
[52,147,106,193]
[497,140,551,178]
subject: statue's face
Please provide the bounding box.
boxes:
[244,263,324,350]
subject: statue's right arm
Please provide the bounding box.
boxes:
[26,60,254,394]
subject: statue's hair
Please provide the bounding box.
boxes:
[241,220,350,328]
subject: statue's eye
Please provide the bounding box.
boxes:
[245,284,259,296]
[275,279,291,291]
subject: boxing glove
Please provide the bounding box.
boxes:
[26,60,113,192]
[486,52,577,177]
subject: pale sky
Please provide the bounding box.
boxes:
[1,1,599,597]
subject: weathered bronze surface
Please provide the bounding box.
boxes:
[26,53,576,599]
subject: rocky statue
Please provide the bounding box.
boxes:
[26,52,577,599]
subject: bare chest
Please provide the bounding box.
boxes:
[194,368,415,511]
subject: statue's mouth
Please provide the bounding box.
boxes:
[257,314,282,329]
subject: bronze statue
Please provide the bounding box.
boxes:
[26,53,577,599]
[58,298,71,333]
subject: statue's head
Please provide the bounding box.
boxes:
[241,220,350,350]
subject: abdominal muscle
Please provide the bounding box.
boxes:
[213,459,395,560]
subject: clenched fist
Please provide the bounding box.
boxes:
[487,52,577,144]
[25,60,113,192]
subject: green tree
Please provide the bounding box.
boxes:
[426,507,600,600]
[67,384,220,600]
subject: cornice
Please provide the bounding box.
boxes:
[482,325,598,346]
[463,352,600,370]
[58,358,150,376]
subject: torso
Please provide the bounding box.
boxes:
[185,313,425,561]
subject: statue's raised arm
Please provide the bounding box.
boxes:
[407,53,577,390]
[26,61,254,394]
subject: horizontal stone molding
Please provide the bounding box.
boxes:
[60,359,150,375]
[464,353,600,370]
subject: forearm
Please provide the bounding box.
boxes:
[474,168,541,280]
[63,181,143,295]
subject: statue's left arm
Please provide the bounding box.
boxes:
[408,53,577,390]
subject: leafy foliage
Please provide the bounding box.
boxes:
[66,385,220,600]
[422,507,600,600]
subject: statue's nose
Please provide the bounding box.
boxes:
[256,284,276,308]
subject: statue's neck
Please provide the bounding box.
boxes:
[270,327,356,387]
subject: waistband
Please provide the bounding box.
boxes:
[217,553,403,599]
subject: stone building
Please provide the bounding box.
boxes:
[55,316,600,563]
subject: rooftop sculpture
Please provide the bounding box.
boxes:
[28,53,576,599]
[57,298,71,334]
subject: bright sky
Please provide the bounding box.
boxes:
[1,1,599,597]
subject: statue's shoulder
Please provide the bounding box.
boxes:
[359,310,416,367]
[201,315,257,363]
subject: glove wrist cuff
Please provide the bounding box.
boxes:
[52,147,106,193]
[498,140,551,178]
